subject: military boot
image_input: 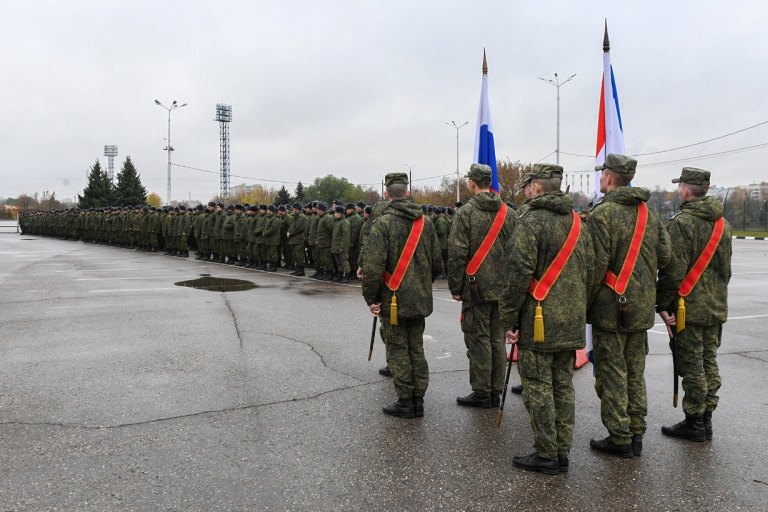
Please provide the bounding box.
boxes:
[631,434,643,456]
[589,436,633,458]
[510,384,524,395]
[331,272,342,282]
[661,416,706,442]
[266,263,277,272]
[378,366,392,378]
[512,453,559,476]
[456,392,492,408]
[558,454,569,473]
[383,398,415,418]
[491,391,501,408]
[310,268,322,279]
[340,273,350,283]
[703,411,713,440]
[413,397,424,417]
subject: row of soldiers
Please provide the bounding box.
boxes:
[360,158,731,476]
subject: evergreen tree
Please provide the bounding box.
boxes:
[114,156,148,206]
[78,160,113,208]
[273,185,292,205]
[294,181,305,203]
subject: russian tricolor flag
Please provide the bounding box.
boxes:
[473,49,499,193]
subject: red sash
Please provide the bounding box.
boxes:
[466,203,508,276]
[382,216,425,291]
[603,202,648,295]
[679,217,725,297]
[528,211,582,300]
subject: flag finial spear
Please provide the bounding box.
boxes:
[482,48,488,76]
[603,19,610,53]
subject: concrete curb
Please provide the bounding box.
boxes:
[733,236,767,240]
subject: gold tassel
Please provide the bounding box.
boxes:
[533,301,544,342]
[676,296,686,333]
[390,293,398,326]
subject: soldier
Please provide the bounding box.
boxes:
[262,205,281,271]
[361,172,442,418]
[449,164,516,408]
[288,203,307,276]
[315,203,334,280]
[657,168,732,442]
[587,153,671,458]
[499,164,593,475]
[221,205,236,263]
[278,205,293,269]
[331,204,351,282]
[244,206,257,267]
[212,203,226,262]
[253,205,267,269]
[197,203,214,260]
[346,202,363,276]
[177,205,192,257]
[303,203,315,268]
[233,204,247,266]
[433,206,449,279]
[308,202,321,274]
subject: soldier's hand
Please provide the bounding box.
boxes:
[369,303,381,317]
[505,330,519,344]
[452,294,461,301]
[660,311,676,327]
[356,268,364,279]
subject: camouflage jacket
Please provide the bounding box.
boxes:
[499,192,593,351]
[331,216,351,253]
[307,214,320,245]
[448,192,516,302]
[346,212,363,249]
[586,187,671,332]
[213,211,226,238]
[262,214,281,246]
[316,213,334,248]
[656,196,732,325]
[287,212,307,245]
[253,214,266,243]
[434,214,449,250]
[221,212,236,240]
[280,213,293,243]
[361,199,441,319]
[234,213,247,241]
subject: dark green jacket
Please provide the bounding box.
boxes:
[222,212,236,240]
[262,214,281,246]
[288,212,307,246]
[434,214,449,250]
[308,213,319,245]
[234,213,247,241]
[656,196,732,325]
[499,192,593,351]
[361,200,442,319]
[586,187,672,332]
[331,216,351,253]
[316,213,334,248]
[347,212,363,249]
[448,192,516,302]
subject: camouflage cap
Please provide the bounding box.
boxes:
[384,172,409,186]
[518,172,535,189]
[672,167,710,186]
[465,163,492,182]
[595,153,637,174]
[530,163,564,180]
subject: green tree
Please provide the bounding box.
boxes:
[304,174,366,204]
[294,181,305,203]
[78,159,113,208]
[273,185,292,205]
[114,156,148,206]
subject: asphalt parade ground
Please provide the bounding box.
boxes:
[1,234,766,511]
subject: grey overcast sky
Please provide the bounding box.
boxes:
[1,0,766,203]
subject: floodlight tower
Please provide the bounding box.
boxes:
[215,104,232,201]
[154,99,188,205]
[104,145,118,183]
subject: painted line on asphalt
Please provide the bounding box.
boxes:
[90,288,181,293]
[57,265,208,273]
[732,271,768,275]
[76,273,243,281]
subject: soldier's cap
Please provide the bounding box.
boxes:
[672,167,710,186]
[277,205,286,212]
[595,153,637,174]
[530,163,564,181]
[421,205,428,212]
[356,201,366,208]
[217,202,224,208]
[465,163,492,182]
[427,205,434,212]
[345,202,355,210]
[333,205,344,214]
[267,205,277,212]
[447,207,455,215]
[143,206,149,211]
[384,172,409,186]
[172,207,179,212]
[454,200,464,208]
[208,201,216,207]
[332,199,341,206]
[180,205,188,211]
[196,204,204,211]
[364,205,372,214]
[246,205,257,212]
[435,206,445,214]
[316,202,328,211]
[310,200,318,207]
[225,204,234,211]
[244,203,250,208]
[234,204,243,210]
[518,172,535,189]
[292,202,303,210]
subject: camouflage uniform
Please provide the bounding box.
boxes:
[499,171,593,460]
[316,207,334,275]
[448,166,516,401]
[346,207,364,274]
[587,155,671,446]
[331,208,351,278]
[361,176,442,404]
[288,206,307,270]
[657,170,732,420]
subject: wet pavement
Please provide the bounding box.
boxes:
[1,234,767,511]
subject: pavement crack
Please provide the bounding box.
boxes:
[734,353,768,363]
[222,293,244,350]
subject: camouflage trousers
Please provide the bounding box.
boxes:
[291,244,305,268]
[460,301,506,395]
[332,251,350,274]
[237,241,248,260]
[318,247,333,273]
[518,348,576,459]
[677,324,722,417]
[380,317,429,399]
[592,328,648,444]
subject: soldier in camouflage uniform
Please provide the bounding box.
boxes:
[433,206,449,279]
[587,153,672,458]
[657,168,732,442]
[288,203,307,276]
[499,164,593,475]
[331,205,351,282]
[361,172,442,418]
[262,205,281,271]
[346,202,363,276]
[315,203,334,280]
[448,164,516,408]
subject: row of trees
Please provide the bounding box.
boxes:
[78,157,149,208]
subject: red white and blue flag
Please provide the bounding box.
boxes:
[473,49,499,193]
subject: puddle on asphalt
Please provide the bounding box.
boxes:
[175,275,257,292]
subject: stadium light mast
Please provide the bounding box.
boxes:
[403,163,416,195]
[444,120,468,202]
[215,104,232,201]
[154,99,187,205]
[103,145,118,183]
[538,73,576,165]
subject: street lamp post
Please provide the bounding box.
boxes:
[444,121,468,202]
[154,99,188,205]
[538,73,576,165]
[403,163,416,196]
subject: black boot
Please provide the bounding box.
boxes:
[331,272,342,282]
[456,392,492,409]
[703,411,713,440]
[383,398,415,418]
[310,269,322,279]
[631,434,643,456]
[510,384,524,395]
[590,436,633,458]
[661,416,707,442]
[293,269,305,276]
[558,454,569,473]
[266,263,277,272]
[491,392,501,408]
[512,453,560,475]
[340,273,350,283]
[413,397,424,417]
[378,366,392,378]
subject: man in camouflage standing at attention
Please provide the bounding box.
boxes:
[361,172,442,418]
[657,168,732,442]
[448,164,516,409]
[288,203,307,276]
[499,164,593,475]
[587,153,671,458]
